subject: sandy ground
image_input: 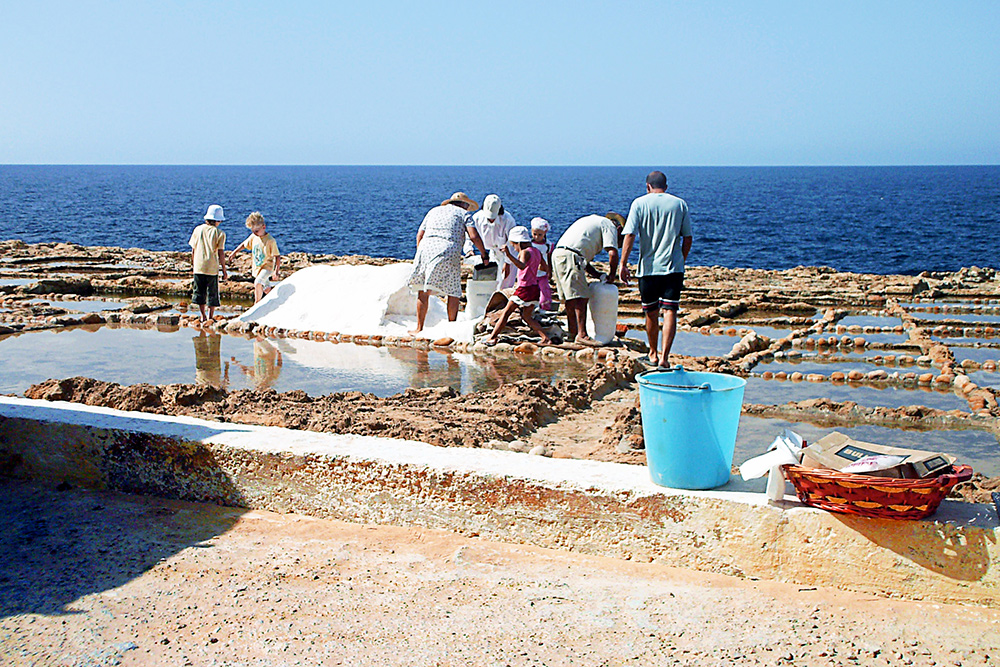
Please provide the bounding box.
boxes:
[2,479,998,667]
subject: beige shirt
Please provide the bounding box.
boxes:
[556,215,619,262]
[190,223,226,275]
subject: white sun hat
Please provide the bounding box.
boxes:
[204,204,225,222]
[508,225,531,243]
[530,217,550,232]
[483,194,502,221]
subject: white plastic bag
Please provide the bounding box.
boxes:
[739,429,804,502]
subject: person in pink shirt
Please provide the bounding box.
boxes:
[484,226,552,345]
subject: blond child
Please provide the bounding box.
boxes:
[189,204,228,323]
[485,226,552,345]
[228,211,281,303]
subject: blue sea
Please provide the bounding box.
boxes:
[1,165,997,275]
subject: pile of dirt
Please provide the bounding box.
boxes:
[25,360,636,449]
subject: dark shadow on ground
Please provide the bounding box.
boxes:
[0,478,244,619]
[833,506,997,582]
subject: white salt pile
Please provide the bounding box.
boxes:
[237,264,479,342]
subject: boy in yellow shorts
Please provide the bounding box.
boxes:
[229,211,281,303]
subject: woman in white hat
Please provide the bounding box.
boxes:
[408,192,489,334]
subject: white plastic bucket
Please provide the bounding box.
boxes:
[586,281,619,344]
[465,279,498,319]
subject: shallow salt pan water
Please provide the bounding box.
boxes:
[951,347,1000,364]
[26,298,130,313]
[0,326,587,397]
[625,329,740,357]
[741,377,971,413]
[911,312,1000,324]
[837,315,903,328]
[969,370,1000,390]
[734,415,1000,476]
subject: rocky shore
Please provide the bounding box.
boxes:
[2,239,1000,501]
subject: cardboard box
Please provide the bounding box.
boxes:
[800,432,955,479]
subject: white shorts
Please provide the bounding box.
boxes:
[254,268,277,288]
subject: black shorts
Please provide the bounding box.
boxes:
[638,273,684,312]
[192,273,220,307]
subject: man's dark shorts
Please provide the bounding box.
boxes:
[638,272,684,312]
[192,273,221,307]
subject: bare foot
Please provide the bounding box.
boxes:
[539,339,553,346]
[575,335,601,347]
[648,352,659,366]
[407,329,422,336]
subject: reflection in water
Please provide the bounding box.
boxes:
[192,332,228,389]
[231,338,283,391]
[0,324,588,397]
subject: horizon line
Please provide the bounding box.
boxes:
[2,163,999,169]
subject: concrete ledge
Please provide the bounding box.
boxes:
[1,396,997,608]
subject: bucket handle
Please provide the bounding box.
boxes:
[641,380,713,391]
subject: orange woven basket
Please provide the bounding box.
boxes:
[781,464,973,520]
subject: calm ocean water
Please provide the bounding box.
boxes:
[1,165,997,275]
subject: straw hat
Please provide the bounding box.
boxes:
[605,211,625,228]
[441,192,479,211]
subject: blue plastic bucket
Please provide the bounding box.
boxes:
[636,367,747,490]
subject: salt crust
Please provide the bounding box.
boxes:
[237,264,479,342]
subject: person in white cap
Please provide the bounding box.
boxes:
[189,204,228,323]
[530,217,555,312]
[468,194,517,289]
[484,225,552,346]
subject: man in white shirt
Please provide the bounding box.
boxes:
[468,194,517,288]
[551,213,623,346]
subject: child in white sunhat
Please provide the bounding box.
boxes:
[530,217,555,312]
[189,204,228,323]
[229,211,281,303]
[484,225,552,345]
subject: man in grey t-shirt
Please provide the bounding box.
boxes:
[552,213,623,346]
[619,171,693,367]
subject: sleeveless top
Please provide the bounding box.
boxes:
[515,246,542,288]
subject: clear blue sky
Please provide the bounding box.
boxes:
[1,1,997,165]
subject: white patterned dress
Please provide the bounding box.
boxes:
[408,204,469,298]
